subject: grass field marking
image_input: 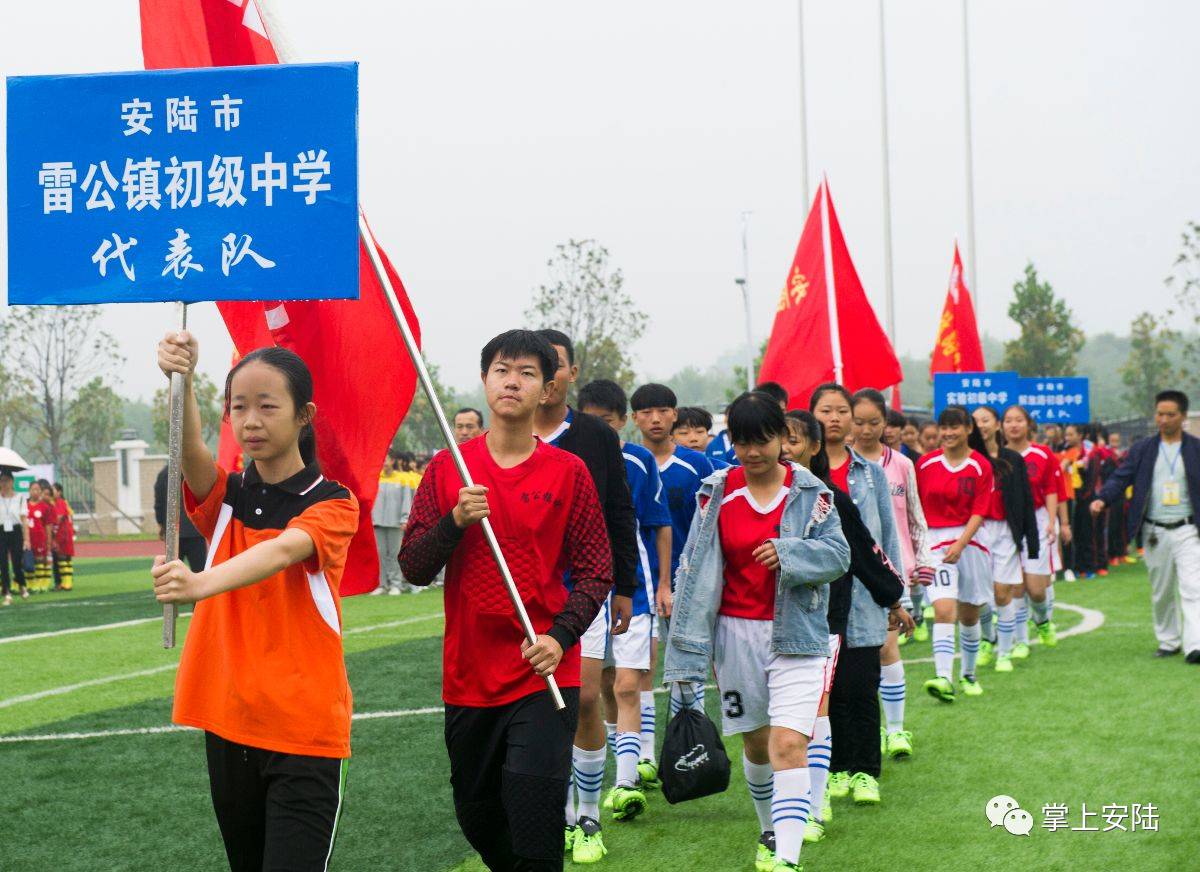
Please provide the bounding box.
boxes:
[0,613,192,645]
[0,664,178,710]
[903,601,1104,665]
[0,724,191,743]
[343,613,443,635]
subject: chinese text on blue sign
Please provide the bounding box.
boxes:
[6,62,358,304]
[1016,377,1090,424]
[932,371,1020,416]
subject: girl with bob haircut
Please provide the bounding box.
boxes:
[154,333,359,872]
[665,392,850,872]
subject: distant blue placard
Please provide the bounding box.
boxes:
[933,371,1020,416]
[1016,377,1090,424]
[6,62,358,304]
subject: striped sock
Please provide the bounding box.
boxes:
[1014,600,1030,645]
[772,767,811,864]
[605,722,616,759]
[639,691,657,763]
[669,682,706,715]
[669,684,683,716]
[1029,595,1050,625]
[572,745,607,821]
[959,622,981,679]
[614,731,641,788]
[932,623,955,680]
[691,681,706,712]
[879,661,906,732]
[979,602,996,644]
[743,755,775,833]
[806,715,832,822]
[996,600,1016,656]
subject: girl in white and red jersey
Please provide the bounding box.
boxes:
[1001,405,1060,652]
[915,406,994,702]
[850,390,934,758]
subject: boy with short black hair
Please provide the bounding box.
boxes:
[399,329,613,871]
[753,381,790,411]
[673,406,714,452]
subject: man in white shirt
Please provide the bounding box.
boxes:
[0,471,30,605]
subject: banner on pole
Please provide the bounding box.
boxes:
[1016,377,1090,424]
[6,62,359,305]
[932,371,1019,416]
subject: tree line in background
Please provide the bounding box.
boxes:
[2,227,1196,464]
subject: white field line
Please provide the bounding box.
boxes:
[0,612,444,710]
[0,613,192,645]
[903,602,1103,665]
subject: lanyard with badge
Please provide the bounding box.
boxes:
[1162,443,1183,508]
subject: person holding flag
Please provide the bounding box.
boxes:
[399,330,613,871]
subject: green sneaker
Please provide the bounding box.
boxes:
[958,675,983,697]
[803,816,826,844]
[922,604,935,620]
[636,759,661,790]
[913,621,930,642]
[821,790,833,822]
[610,785,647,822]
[897,631,909,647]
[1011,642,1031,660]
[994,653,1014,672]
[977,640,994,667]
[923,676,956,703]
[1037,621,1058,648]
[849,771,880,805]
[827,771,851,799]
[565,824,579,853]
[571,816,607,864]
[602,787,615,811]
[879,725,886,756]
[885,729,913,759]
[755,831,776,872]
[772,860,803,872]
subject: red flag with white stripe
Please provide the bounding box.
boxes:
[140,0,421,594]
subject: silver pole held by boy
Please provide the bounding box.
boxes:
[162,302,188,649]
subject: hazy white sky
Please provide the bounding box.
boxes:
[3,1,1198,400]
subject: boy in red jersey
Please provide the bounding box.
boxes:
[399,330,613,871]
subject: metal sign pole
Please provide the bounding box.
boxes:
[162,302,188,649]
[358,212,566,711]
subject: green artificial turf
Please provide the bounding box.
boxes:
[1,559,1195,871]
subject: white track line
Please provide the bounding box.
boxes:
[0,664,179,709]
[0,614,192,645]
[903,602,1103,665]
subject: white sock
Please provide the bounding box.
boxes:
[614,731,641,788]
[565,777,575,826]
[996,600,1016,656]
[979,602,996,644]
[772,767,811,864]
[669,683,683,716]
[1046,584,1056,619]
[807,716,832,822]
[1014,600,1030,644]
[572,745,607,822]
[932,623,955,680]
[743,755,775,833]
[669,682,706,714]
[1029,595,1050,625]
[639,691,656,762]
[959,622,981,679]
[691,681,706,711]
[604,721,617,759]
[879,662,906,732]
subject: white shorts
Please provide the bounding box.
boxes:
[981,519,1024,586]
[1020,507,1056,576]
[580,600,610,661]
[611,613,654,670]
[713,615,826,737]
[822,634,842,696]
[927,526,993,606]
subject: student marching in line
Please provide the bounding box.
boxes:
[26,480,54,593]
[918,421,941,456]
[0,471,30,604]
[809,384,904,806]
[631,382,715,716]
[849,389,935,760]
[153,333,359,872]
[399,330,613,872]
[1001,406,1060,654]
[50,483,75,591]
[781,410,909,848]
[1067,423,1117,579]
[915,406,994,702]
[971,406,1040,672]
[664,393,851,872]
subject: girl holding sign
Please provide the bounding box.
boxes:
[153,332,358,872]
[915,407,994,703]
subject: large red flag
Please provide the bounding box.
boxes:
[141,0,421,594]
[930,242,985,376]
[759,180,902,409]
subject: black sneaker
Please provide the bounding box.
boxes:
[1186,650,1200,664]
[756,830,776,871]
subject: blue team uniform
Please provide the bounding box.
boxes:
[620,442,671,617]
[657,444,715,583]
[706,430,739,467]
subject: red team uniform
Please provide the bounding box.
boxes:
[916,449,994,606]
[26,499,53,592]
[1018,443,1059,575]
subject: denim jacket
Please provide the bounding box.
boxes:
[842,449,904,648]
[663,463,851,684]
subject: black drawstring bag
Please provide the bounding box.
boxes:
[659,686,730,804]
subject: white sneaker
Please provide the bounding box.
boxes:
[388,588,402,596]
[1064,570,1077,582]
[2,594,11,606]
[370,587,385,596]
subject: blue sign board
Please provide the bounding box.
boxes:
[933,371,1020,416]
[1016,377,1090,424]
[6,62,359,305]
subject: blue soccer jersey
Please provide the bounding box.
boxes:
[621,442,671,616]
[706,430,739,467]
[657,444,715,582]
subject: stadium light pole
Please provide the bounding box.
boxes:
[797,0,810,208]
[961,0,979,309]
[878,0,896,347]
[737,211,754,392]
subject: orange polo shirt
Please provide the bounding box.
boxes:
[173,462,359,758]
